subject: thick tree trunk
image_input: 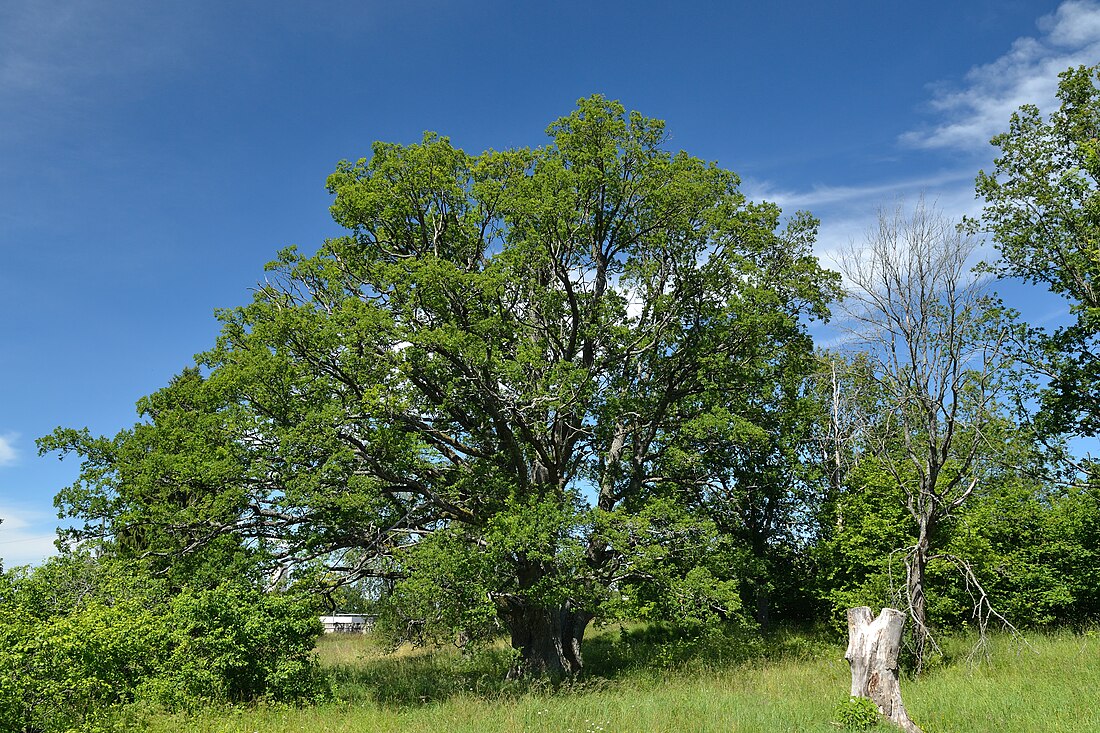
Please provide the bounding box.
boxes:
[560,603,592,674]
[755,589,771,631]
[504,602,591,680]
[845,607,922,733]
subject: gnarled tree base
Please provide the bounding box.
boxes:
[845,606,922,733]
[504,603,591,681]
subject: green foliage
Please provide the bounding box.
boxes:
[946,480,1100,627]
[976,63,1100,440]
[377,521,510,647]
[0,595,165,731]
[0,555,325,733]
[814,421,1100,635]
[662,338,827,627]
[833,696,882,730]
[38,369,265,592]
[814,459,915,626]
[593,498,746,629]
[143,584,326,707]
[1045,484,1100,620]
[2,550,168,618]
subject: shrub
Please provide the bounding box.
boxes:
[0,557,326,732]
[0,596,166,731]
[144,583,326,707]
[833,695,882,730]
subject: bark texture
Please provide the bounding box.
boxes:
[504,602,591,680]
[845,606,922,733]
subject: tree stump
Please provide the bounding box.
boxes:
[844,607,922,733]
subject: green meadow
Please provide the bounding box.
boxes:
[136,628,1100,733]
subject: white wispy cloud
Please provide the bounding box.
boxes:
[0,504,58,567]
[748,3,1100,266]
[901,0,1100,151]
[0,433,17,467]
[746,170,974,212]
[747,171,987,272]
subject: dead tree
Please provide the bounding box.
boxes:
[845,606,922,733]
[839,199,1009,667]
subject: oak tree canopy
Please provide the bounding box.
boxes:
[42,95,838,679]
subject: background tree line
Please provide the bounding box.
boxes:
[2,63,1098,732]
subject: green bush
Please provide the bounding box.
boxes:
[833,696,882,730]
[0,556,325,732]
[0,596,166,731]
[144,583,326,707]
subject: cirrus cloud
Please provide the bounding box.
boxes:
[0,433,17,467]
[0,504,59,567]
[901,0,1100,151]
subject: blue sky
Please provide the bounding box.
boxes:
[1,0,1096,566]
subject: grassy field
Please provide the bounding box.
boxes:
[136,626,1100,732]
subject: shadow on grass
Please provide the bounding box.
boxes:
[325,622,842,708]
[326,644,516,706]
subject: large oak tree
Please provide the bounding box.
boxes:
[42,97,837,679]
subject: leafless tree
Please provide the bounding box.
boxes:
[811,350,878,507]
[839,198,1010,667]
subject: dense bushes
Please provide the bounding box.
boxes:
[814,460,1100,631]
[0,555,325,732]
[149,584,325,706]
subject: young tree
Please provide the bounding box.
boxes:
[838,200,1009,664]
[975,64,1100,449]
[44,96,838,679]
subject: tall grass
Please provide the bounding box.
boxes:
[135,627,1100,733]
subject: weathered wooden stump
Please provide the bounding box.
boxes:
[844,607,921,733]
